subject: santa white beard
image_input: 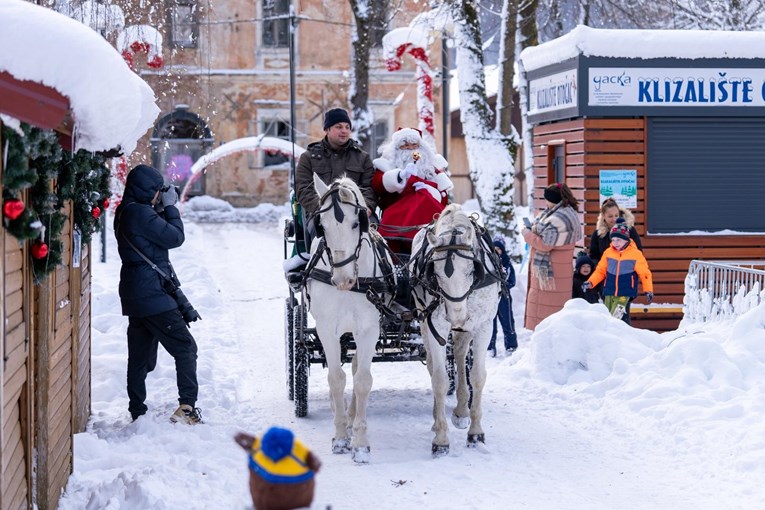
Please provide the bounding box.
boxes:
[393,148,437,180]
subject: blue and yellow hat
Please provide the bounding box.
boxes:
[248,427,316,484]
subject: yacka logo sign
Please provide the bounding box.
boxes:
[592,71,632,92]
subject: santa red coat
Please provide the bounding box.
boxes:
[371,155,452,244]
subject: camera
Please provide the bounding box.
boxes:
[172,288,202,325]
[159,184,171,193]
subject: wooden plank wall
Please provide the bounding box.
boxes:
[532,118,669,331]
[532,117,765,332]
[73,236,90,432]
[2,227,31,510]
[36,208,75,510]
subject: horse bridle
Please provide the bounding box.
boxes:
[419,228,485,303]
[313,183,367,273]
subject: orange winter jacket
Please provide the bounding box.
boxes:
[587,241,653,298]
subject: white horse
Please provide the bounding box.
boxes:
[306,174,394,463]
[410,204,502,457]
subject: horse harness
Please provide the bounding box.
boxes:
[296,182,398,313]
[408,214,508,345]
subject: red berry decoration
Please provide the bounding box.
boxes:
[91,206,101,219]
[3,198,25,220]
[147,55,164,69]
[31,240,48,259]
[102,198,110,210]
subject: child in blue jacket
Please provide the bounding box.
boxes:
[488,237,517,357]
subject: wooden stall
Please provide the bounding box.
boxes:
[1,70,92,510]
[520,27,765,332]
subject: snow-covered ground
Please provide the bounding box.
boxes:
[58,204,765,510]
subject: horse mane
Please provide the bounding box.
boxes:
[432,204,475,243]
[335,176,367,209]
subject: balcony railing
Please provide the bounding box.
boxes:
[684,260,765,323]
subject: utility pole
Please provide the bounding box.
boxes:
[441,37,449,160]
[288,4,298,192]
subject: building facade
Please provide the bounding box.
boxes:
[114,0,442,206]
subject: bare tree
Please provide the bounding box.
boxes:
[496,0,518,136]
[348,0,390,145]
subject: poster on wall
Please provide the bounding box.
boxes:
[599,170,637,208]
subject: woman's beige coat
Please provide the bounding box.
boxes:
[522,229,578,331]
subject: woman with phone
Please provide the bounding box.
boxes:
[521,182,583,330]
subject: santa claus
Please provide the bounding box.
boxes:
[372,127,453,253]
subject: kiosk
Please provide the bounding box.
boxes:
[519,26,765,331]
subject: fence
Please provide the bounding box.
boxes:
[684,260,765,322]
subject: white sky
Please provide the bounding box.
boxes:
[56,203,765,510]
[0,0,158,155]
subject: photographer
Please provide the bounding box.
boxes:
[114,164,202,425]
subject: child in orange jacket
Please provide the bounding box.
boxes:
[583,218,653,323]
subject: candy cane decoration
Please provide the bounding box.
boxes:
[383,27,435,146]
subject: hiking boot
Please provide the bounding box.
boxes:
[170,404,204,425]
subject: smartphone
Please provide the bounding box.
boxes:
[523,217,532,229]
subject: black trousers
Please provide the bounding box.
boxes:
[127,308,198,418]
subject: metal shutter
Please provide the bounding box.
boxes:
[647,117,765,233]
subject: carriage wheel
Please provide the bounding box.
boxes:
[293,304,310,418]
[284,296,295,400]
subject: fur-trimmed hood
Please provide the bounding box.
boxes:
[595,207,636,237]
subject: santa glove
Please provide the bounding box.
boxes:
[581,281,593,293]
[645,292,654,304]
[401,163,418,180]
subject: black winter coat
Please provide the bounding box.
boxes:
[114,165,185,317]
[588,208,643,265]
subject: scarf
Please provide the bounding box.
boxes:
[531,202,582,290]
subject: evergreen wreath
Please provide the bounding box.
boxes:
[2,123,111,283]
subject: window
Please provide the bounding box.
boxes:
[262,119,290,168]
[363,121,389,159]
[170,0,197,48]
[547,143,565,184]
[647,117,765,233]
[263,0,289,48]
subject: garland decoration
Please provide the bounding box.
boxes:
[2,123,112,283]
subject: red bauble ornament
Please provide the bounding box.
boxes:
[3,198,25,220]
[31,240,48,259]
[91,206,102,219]
[102,198,110,210]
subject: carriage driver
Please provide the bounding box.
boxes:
[295,108,378,249]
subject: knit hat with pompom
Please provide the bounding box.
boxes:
[609,217,630,242]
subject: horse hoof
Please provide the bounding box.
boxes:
[451,413,470,429]
[466,433,485,447]
[432,444,449,458]
[352,446,371,464]
[332,437,351,454]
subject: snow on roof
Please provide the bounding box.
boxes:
[0,0,159,155]
[520,25,765,73]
